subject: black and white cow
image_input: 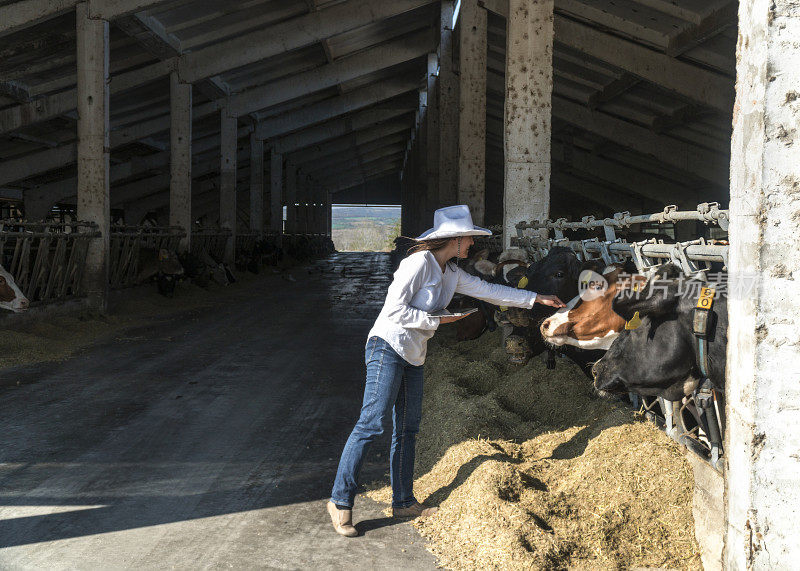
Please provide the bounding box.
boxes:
[476,246,606,376]
[591,264,728,401]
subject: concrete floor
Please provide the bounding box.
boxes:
[0,253,436,570]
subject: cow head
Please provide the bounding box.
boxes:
[0,265,29,313]
[590,329,635,397]
[157,249,184,276]
[540,263,646,351]
[590,309,704,402]
[611,263,683,321]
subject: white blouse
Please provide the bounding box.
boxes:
[367,250,538,365]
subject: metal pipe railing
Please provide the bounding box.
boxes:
[511,202,729,274]
[0,220,99,304]
[108,225,186,289]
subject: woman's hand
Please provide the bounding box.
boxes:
[438,314,470,324]
[535,294,566,308]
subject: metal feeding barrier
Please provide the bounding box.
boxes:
[191,228,232,262]
[0,219,99,304]
[511,203,729,471]
[472,225,504,253]
[235,232,261,257]
[109,225,186,289]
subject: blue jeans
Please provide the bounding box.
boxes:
[331,336,424,509]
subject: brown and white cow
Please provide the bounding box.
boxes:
[539,263,646,351]
[0,265,29,313]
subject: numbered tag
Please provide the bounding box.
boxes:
[517,276,529,289]
[696,287,716,310]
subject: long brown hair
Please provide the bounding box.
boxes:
[406,237,452,256]
[405,237,460,271]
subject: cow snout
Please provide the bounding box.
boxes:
[540,311,572,343]
[11,296,30,312]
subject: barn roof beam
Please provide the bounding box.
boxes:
[304,144,406,178]
[0,0,177,38]
[0,0,436,134]
[552,96,728,183]
[321,166,402,194]
[0,100,223,186]
[177,0,436,87]
[551,139,700,205]
[110,147,252,207]
[586,73,639,110]
[272,109,413,155]
[555,17,734,114]
[480,2,733,114]
[10,77,414,189]
[290,132,408,169]
[23,127,255,207]
[229,29,435,117]
[665,1,737,57]
[551,170,648,212]
[326,157,402,183]
[114,10,232,108]
[255,77,420,141]
[557,0,679,49]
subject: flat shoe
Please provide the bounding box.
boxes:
[327,501,358,537]
[392,502,438,518]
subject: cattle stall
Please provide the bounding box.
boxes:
[512,202,729,471]
[0,0,798,568]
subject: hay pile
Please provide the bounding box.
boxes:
[368,329,700,570]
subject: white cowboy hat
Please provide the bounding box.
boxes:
[416,205,492,240]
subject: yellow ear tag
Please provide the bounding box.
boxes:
[625,311,642,330]
[517,276,529,289]
[499,306,508,312]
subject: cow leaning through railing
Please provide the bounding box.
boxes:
[590,263,728,467]
[472,246,607,376]
[0,264,28,313]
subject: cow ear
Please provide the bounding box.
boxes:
[613,279,679,319]
[473,248,490,261]
[506,265,527,286]
[474,260,496,276]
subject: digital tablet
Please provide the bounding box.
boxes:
[428,308,479,318]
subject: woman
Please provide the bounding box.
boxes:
[327,205,565,537]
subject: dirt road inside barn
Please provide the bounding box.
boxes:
[0,253,436,569]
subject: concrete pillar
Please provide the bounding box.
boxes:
[297,174,308,234]
[285,162,298,234]
[503,0,553,247]
[438,0,459,206]
[458,0,488,224]
[425,54,440,219]
[725,2,800,568]
[249,134,264,234]
[219,109,237,263]
[313,185,324,234]
[325,191,333,237]
[270,150,283,238]
[416,100,428,235]
[76,2,110,311]
[169,71,192,251]
[401,162,411,238]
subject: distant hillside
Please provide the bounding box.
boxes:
[332,205,401,251]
